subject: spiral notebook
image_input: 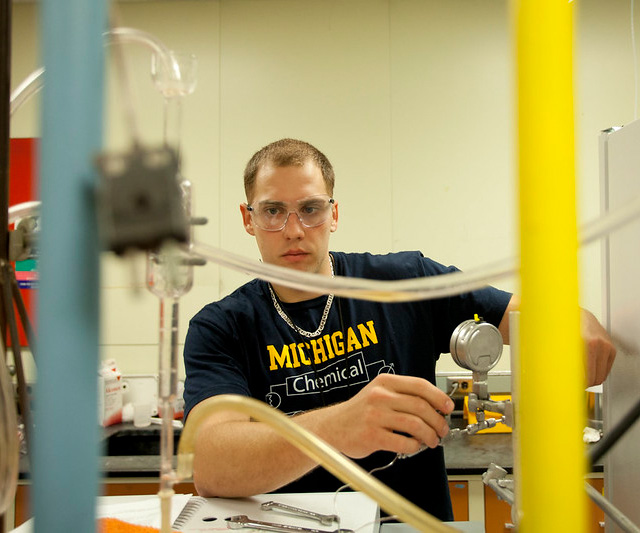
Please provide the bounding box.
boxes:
[172,492,380,533]
[8,492,379,533]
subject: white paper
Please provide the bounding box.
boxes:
[9,492,378,533]
[175,491,379,533]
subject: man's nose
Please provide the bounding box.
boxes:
[282,211,305,237]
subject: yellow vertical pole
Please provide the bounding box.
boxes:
[514,0,587,531]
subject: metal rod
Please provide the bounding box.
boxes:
[585,482,640,533]
[589,396,640,467]
[0,14,13,517]
[0,0,11,261]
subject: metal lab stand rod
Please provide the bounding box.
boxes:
[585,482,640,533]
[0,2,12,530]
[0,0,10,259]
[589,395,640,468]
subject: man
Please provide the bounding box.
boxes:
[183,139,615,521]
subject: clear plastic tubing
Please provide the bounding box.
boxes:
[5,190,640,303]
[193,239,517,302]
[157,295,179,533]
[9,67,44,117]
[147,188,194,533]
[10,28,175,119]
[147,240,194,533]
[191,192,640,303]
[8,201,41,225]
[106,27,173,61]
[7,190,637,258]
[175,394,456,533]
[581,193,640,245]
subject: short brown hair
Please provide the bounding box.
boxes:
[243,139,335,202]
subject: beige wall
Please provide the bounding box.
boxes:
[10,0,638,378]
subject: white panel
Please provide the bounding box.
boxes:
[218,0,393,264]
[389,0,515,281]
[601,119,640,531]
[100,287,158,345]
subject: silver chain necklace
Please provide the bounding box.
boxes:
[268,256,335,338]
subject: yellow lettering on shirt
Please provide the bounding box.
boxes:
[331,331,345,356]
[267,321,378,371]
[322,334,336,360]
[310,338,328,364]
[346,327,362,352]
[298,342,311,365]
[267,344,292,370]
[289,342,301,368]
[358,320,378,347]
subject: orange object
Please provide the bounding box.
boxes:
[98,518,177,533]
[463,394,513,434]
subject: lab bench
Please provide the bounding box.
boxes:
[10,424,604,533]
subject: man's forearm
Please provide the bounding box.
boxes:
[192,407,333,497]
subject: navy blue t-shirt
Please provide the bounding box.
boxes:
[183,251,512,521]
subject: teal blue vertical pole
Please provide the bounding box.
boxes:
[34,1,106,532]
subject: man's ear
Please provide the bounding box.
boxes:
[240,203,255,236]
[330,201,339,233]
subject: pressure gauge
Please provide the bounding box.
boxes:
[450,317,503,373]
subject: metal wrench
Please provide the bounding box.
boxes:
[225,514,354,533]
[260,501,339,526]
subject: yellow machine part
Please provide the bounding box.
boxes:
[463,395,513,434]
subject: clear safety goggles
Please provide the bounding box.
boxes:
[246,195,335,232]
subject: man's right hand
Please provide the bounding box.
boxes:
[191,373,454,498]
[316,373,455,458]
